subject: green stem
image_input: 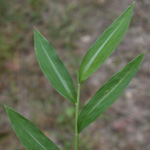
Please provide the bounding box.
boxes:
[75,82,80,150]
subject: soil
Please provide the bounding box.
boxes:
[0,0,150,150]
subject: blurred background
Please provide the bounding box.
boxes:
[0,0,150,150]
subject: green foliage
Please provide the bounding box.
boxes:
[5,106,59,150]
[78,53,144,133]
[34,29,76,103]
[78,3,134,83]
[5,2,145,150]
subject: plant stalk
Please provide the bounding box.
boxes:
[75,82,80,150]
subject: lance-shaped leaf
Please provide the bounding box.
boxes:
[5,105,60,150]
[78,2,135,83]
[78,53,144,133]
[34,29,76,103]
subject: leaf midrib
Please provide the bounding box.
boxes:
[82,18,126,76]
[25,128,48,150]
[38,36,74,100]
[13,117,48,150]
[79,69,130,128]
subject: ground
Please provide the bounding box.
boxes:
[0,0,150,150]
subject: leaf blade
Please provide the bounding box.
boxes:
[78,53,144,133]
[5,105,59,150]
[34,29,76,103]
[79,3,135,83]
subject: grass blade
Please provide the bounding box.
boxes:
[79,3,135,83]
[34,29,76,103]
[78,53,144,133]
[5,105,60,150]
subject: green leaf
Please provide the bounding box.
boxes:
[78,53,144,133]
[34,29,76,103]
[79,2,135,83]
[5,105,59,150]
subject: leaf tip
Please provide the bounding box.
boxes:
[4,105,9,111]
[132,52,145,66]
[139,53,145,62]
[139,52,145,59]
[4,105,13,118]
[130,1,135,8]
[4,105,13,114]
[132,1,136,5]
[126,1,135,13]
[34,27,39,35]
